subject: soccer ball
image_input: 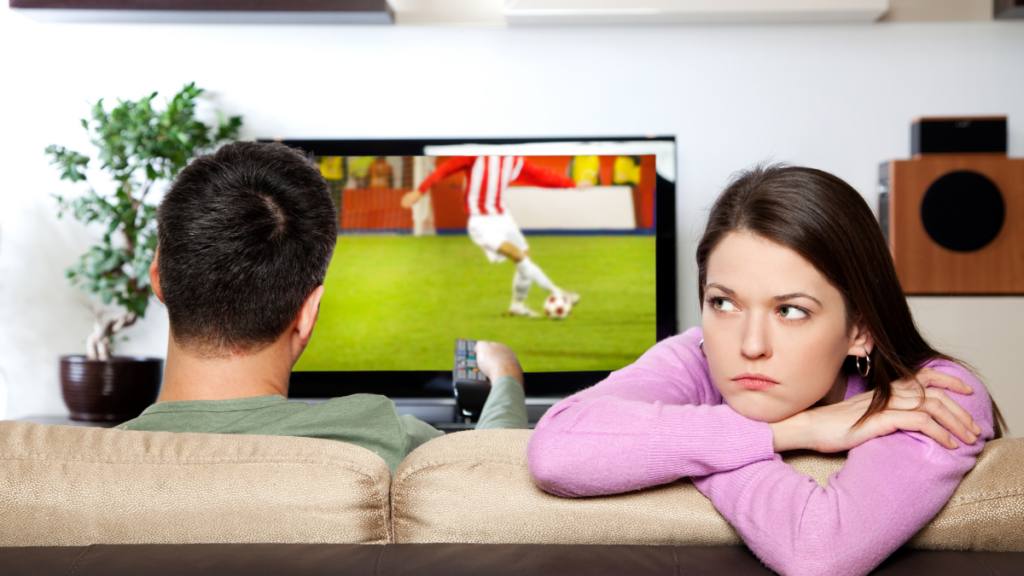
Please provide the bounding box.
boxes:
[544,293,573,320]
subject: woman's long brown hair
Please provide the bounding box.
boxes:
[696,164,1005,438]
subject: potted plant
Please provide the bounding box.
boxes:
[47,83,242,423]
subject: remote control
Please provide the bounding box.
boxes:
[453,339,491,421]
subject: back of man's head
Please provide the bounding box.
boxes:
[157,141,337,357]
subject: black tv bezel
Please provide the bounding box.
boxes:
[271,136,678,399]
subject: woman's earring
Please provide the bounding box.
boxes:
[699,339,707,359]
[856,353,872,377]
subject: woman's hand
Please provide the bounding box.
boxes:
[769,368,982,453]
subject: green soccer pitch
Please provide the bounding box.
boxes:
[294,234,657,373]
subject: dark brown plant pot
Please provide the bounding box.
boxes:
[59,356,163,423]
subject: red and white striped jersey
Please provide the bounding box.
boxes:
[417,155,576,216]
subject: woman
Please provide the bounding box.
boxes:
[527,165,1005,576]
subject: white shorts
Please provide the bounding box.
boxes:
[467,214,528,263]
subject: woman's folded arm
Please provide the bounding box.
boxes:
[529,397,776,497]
[692,363,994,576]
[528,328,776,497]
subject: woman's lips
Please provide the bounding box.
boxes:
[733,373,778,390]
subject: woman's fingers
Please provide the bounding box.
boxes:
[892,386,978,436]
[924,396,977,445]
[914,367,974,395]
[888,392,977,446]
[891,368,972,396]
[924,388,981,436]
[881,410,957,449]
[890,368,982,436]
[892,385,982,438]
[911,413,959,450]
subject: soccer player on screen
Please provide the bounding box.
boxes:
[401,155,587,317]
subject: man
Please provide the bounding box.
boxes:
[118,142,527,475]
[401,155,585,318]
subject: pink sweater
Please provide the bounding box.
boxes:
[527,327,994,576]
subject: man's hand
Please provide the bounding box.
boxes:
[400,190,424,209]
[769,367,981,453]
[474,341,524,388]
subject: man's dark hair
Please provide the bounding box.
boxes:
[157,141,337,355]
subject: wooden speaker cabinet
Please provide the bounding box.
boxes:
[880,126,1024,294]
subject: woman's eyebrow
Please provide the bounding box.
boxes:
[705,283,735,295]
[774,292,823,307]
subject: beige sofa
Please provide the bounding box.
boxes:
[1,421,1022,552]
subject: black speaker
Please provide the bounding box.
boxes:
[912,117,1007,156]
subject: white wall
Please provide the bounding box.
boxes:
[1,10,1022,432]
[908,297,1024,437]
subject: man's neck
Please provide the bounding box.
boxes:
[156,334,293,402]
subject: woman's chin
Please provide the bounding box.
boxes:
[724,397,799,423]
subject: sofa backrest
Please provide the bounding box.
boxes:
[0,421,392,546]
[4,422,1021,549]
[392,429,742,546]
[908,436,1024,551]
[391,429,1024,551]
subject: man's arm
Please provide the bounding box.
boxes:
[475,375,528,429]
[402,156,475,209]
[473,342,528,430]
[516,158,578,189]
[417,156,475,192]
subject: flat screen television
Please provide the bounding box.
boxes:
[272,137,678,425]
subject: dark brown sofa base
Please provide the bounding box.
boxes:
[2,544,1022,576]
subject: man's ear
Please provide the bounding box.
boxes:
[295,285,325,346]
[847,316,874,357]
[150,249,165,304]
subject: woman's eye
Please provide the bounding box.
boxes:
[711,298,736,311]
[778,305,808,319]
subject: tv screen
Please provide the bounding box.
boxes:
[274,137,677,421]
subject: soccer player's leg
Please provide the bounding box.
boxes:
[468,215,539,317]
[511,269,534,314]
[497,242,542,317]
[467,215,509,264]
[499,222,580,307]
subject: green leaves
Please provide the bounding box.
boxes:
[45,145,90,183]
[47,82,243,328]
[65,244,147,316]
[73,82,242,187]
[215,109,244,145]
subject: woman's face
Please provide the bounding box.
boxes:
[701,231,872,423]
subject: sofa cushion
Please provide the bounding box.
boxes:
[391,429,1024,551]
[0,421,392,546]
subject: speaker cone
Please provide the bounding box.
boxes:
[920,170,1005,252]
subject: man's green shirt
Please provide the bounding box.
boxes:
[117,375,527,475]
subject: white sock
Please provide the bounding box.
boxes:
[516,257,555,292]
[512,270,532,303]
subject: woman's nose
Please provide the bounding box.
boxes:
[741,313,772,360]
